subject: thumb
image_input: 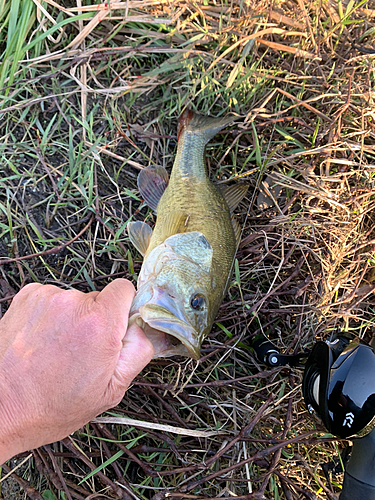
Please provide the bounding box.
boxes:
[106,324,154,404]
[95,278,136,324]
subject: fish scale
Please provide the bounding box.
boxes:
[127,110,248,359]
[149,141,236,311]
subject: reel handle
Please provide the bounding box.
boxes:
[251,335,307,367]
[340,427,375,500]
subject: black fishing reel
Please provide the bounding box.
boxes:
[251,332,375,499]
[302,337,375,439]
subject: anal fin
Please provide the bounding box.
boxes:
[231,216,242,247]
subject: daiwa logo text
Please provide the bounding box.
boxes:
[343,412,354,428]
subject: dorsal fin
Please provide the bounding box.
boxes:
[219,184,248,213]
[137,166,169,212]
[127,221,153,256]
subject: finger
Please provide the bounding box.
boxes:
[108,324,154,401]
[95,279,136,320]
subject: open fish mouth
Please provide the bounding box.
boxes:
[128,288,200,359]
[129,309,200,359]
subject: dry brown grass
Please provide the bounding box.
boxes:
[1,0,375,499]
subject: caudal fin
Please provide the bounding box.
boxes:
[178,109,239,144]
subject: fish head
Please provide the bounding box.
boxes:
[129,232,215,359]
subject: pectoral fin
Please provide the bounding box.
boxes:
[160,211,189,240]
[128,221,153,256]
[137,166,169,212]
[220,184,248,213]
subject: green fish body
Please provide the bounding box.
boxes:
[128,110,247,359]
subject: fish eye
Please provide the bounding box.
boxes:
[190,293,205,311]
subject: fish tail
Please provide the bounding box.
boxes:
[178,109,238,145]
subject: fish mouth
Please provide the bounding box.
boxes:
[129,288,200,360]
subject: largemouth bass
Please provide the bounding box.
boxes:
[128,110,247,359]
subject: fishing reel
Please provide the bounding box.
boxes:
[303,336,375,500]
[302,336,375,439]
[252,332,375,438]
[251,332,375,499]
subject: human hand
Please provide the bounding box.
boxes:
[0,279,154,463]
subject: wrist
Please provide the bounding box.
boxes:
[0,377,29,464]
[0,411,24,464]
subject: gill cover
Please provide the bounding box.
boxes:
[303,338,375,438]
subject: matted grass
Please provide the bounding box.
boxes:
[0,1,375,499]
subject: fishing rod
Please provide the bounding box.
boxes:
[251,333,375,499]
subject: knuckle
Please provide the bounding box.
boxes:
[75,309,108,343]
[21,282,42,293]
[109,390,126,408]
[47,288,83,312]
[11,283,55,309]
[13,283,42,301]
